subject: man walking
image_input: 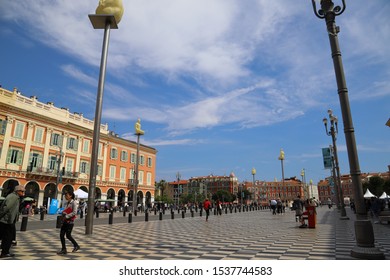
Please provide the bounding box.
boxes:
[203,198,211,222]
[0,185,25,258]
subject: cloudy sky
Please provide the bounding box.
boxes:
[1,0,389,185]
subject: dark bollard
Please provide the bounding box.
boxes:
[225,208,228,214]
[40,210,45,221]
[134,210,137,216]
[56,216,62,229]
[109,212,113,224]
[154,208,157,215]
[20,216,28,231]
[191,210,194,218]
[145,211,149,222]
[182,211,185,218]
[96,210,99,218]
[128,213,132,223]
[123,209,126,217]
[171,211,174,219]
[159,211,163,220]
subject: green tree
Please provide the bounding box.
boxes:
[364,176,385,196]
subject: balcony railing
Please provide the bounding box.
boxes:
[26,166,79,179]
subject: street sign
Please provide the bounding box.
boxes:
[322,147,332,169]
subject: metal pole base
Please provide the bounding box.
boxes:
[350,220,385,259]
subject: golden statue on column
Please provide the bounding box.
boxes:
[96,0,124,23]
[135,118,144,135]
[278,148,285,160]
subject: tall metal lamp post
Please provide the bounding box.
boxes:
[311,0,384,259]
[86,1,124,235]
[251,168,256,201]
[176,172,181,208]
[323,109,348,220]
[54,147,64,201]
[133,119,144,214]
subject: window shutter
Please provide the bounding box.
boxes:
[17,150,23,165]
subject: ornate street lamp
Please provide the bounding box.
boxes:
[323,109,348,220]
[176,172,181,208]
[278,149,285,192]
[311,0,384,259]
[251,167,256,200]
[301,169,306,198]
[85,0,124,235]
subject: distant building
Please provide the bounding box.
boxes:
[0,87,157,208]
[317,170,390,204]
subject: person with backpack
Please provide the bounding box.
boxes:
[293,194,307,228]
[0,185,25,258]
[57,191,80,255]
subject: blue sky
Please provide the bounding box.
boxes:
[0,0,389,185]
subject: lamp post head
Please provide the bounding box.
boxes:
[252,168,256,176]
[301,169,305,177]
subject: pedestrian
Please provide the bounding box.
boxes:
[0,185,25,258]
[216,199,222,215]
[270,199,277,215]
[293,194,307,228]
[203,198,211,221]
[57,191,80,255]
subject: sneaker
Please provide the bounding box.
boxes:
[11,241,17,246]
[0,253,15,258]
[72,246,80,252]
[57,250,67,255]
[299,224,308,228]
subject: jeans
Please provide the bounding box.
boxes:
[60,222,79,250]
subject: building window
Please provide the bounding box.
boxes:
[139,171,144,184]
[0,119,7,135]
[80,161,90,174]
[120,167,126,182]
[120,150,128,162]
[6,148,23,165]
[147,157,152,167]
[140,155,145,165]
[109,166,116,180]
[147,172,152,186]
[110,148,118,159]
[66,158,74,173]
[67,137,78,150]
[14,122,25,139]
[34,127,44,143]
[28,152,42,170]
[83,139,90,153]
[48,155,57,170]
[51,133,62,146]
[130,153,136,163]
[97,164,103,176]
[98,143,103,157]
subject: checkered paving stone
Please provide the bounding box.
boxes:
[2,207,390,260]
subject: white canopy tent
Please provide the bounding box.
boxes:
[363,189,376,199]
[379,192,389,199]
[74,189,88,199]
